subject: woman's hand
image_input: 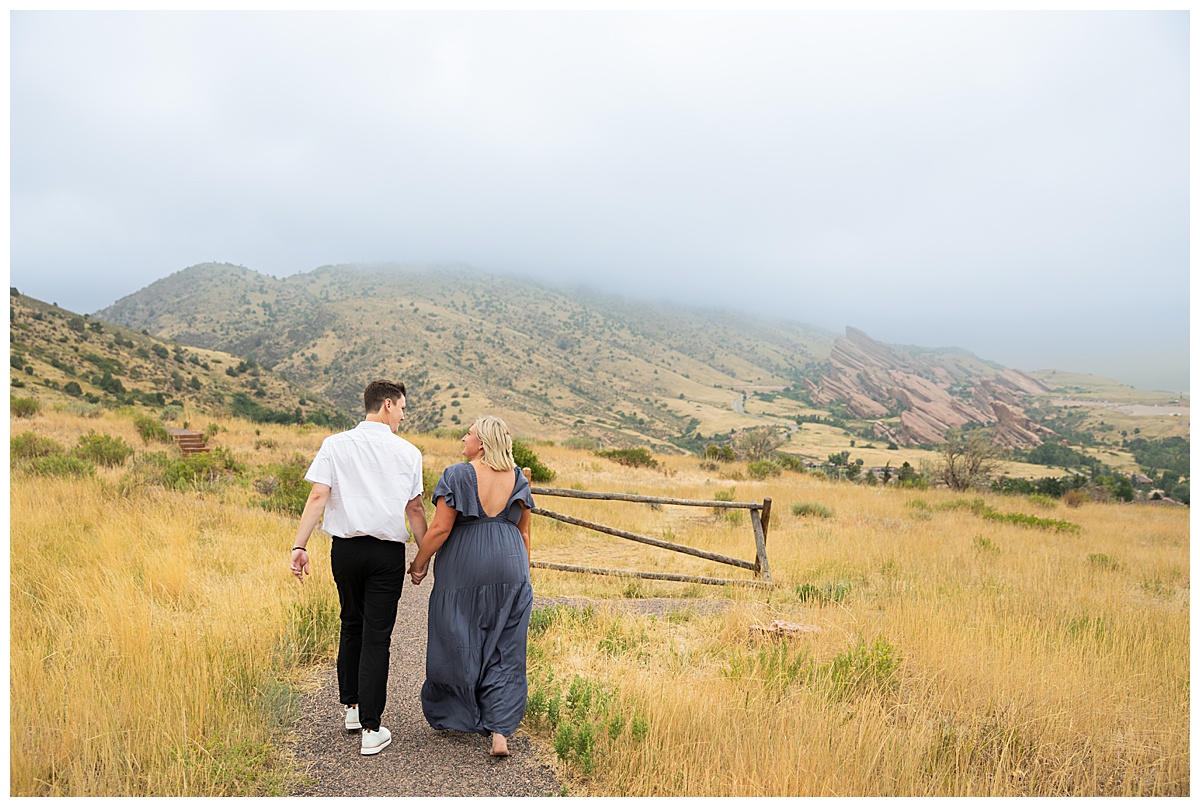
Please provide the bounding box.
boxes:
[408,498,456,585]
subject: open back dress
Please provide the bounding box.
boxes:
[420,463,534,737]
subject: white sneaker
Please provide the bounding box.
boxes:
[344,705,361,731]
[360,726,391,756]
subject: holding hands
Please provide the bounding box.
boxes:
[408,560,429,586]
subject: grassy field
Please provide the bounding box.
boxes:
[9,405,1190,796]
[497,442,1190,796]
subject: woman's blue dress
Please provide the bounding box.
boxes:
[421,463,534,737]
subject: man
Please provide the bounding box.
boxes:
[290,380,428,756]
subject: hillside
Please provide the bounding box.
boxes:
[9,289,352,428]
[93,262,1189,467]
[806,327,1055,448]
[97,262,837,442]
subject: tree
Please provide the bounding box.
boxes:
[934,428,1007,491]
[732,426,782,461]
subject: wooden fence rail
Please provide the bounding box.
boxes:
[525,474,774,587]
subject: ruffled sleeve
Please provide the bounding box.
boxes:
[505,468,535,522]
[432,463,484,518]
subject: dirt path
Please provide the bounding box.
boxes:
[287,541,561,797]
[733,392,799,434]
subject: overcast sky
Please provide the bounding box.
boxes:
[9,10,1190,392]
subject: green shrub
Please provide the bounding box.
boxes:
[1062,489,1089,508]
[792,501,833,518]
[1065,613,1108,642]
[1027,493,1058,509]
[11,431,64,460]
[595,447,657,469]
[28,453,95,478]
[513,440,556,482]
[704,444,736,462]
[133,415,173,445]
[254,456,312,516]
[74,430,134,467]
[747,459,781,480]
[529,606,561,638]
[710,486,745,523]
[973,535,999,553]
[528,604,594,639]
[162,448,243,491]
[11,396,39,418]
[795,579,852,604]
[818,635,902,700]
[940,497,992,516]
[775,454,806,472]
[533,671,618,777]
[724,640,811,696]
[980,510,1081,534]
[116,451,172,494]
[1087,553,1123,571]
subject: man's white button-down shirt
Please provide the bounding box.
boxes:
[304,420,424,543]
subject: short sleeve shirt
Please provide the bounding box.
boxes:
[305,420,423,543]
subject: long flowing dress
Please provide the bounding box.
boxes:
[420,463,534,736]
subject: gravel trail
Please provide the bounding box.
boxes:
[286,542,732,796]
[287,542,561,797]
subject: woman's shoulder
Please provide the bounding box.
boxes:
[434,462,474,492]
[509,466,533,501]
[440,462,473,480]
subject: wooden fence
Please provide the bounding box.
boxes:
[521,470,774,588]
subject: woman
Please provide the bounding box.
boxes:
[408,415,534,757]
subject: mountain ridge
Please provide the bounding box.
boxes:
[91,261,1143,450]
[98,262,839,442]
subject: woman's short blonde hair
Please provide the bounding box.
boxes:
[474,415,515,471]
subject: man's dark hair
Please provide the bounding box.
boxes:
[364,380,406,413]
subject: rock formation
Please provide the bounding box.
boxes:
[812,327,1053,448]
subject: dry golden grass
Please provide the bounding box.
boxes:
[7,405,474,795]
[520,452,1189,796]
[9,452,341,795]
[10,406,1189,796]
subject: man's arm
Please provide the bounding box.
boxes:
[405,494,429,547]
[290,483,331,583]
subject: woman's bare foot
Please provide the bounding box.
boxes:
[490,733,509,757]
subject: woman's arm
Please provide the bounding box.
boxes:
[518,503,532,564]
[408,499,457,585]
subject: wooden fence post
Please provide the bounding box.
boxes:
[751,509,771,582]
[760,497,772,545]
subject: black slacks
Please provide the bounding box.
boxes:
[330,535,406,731]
